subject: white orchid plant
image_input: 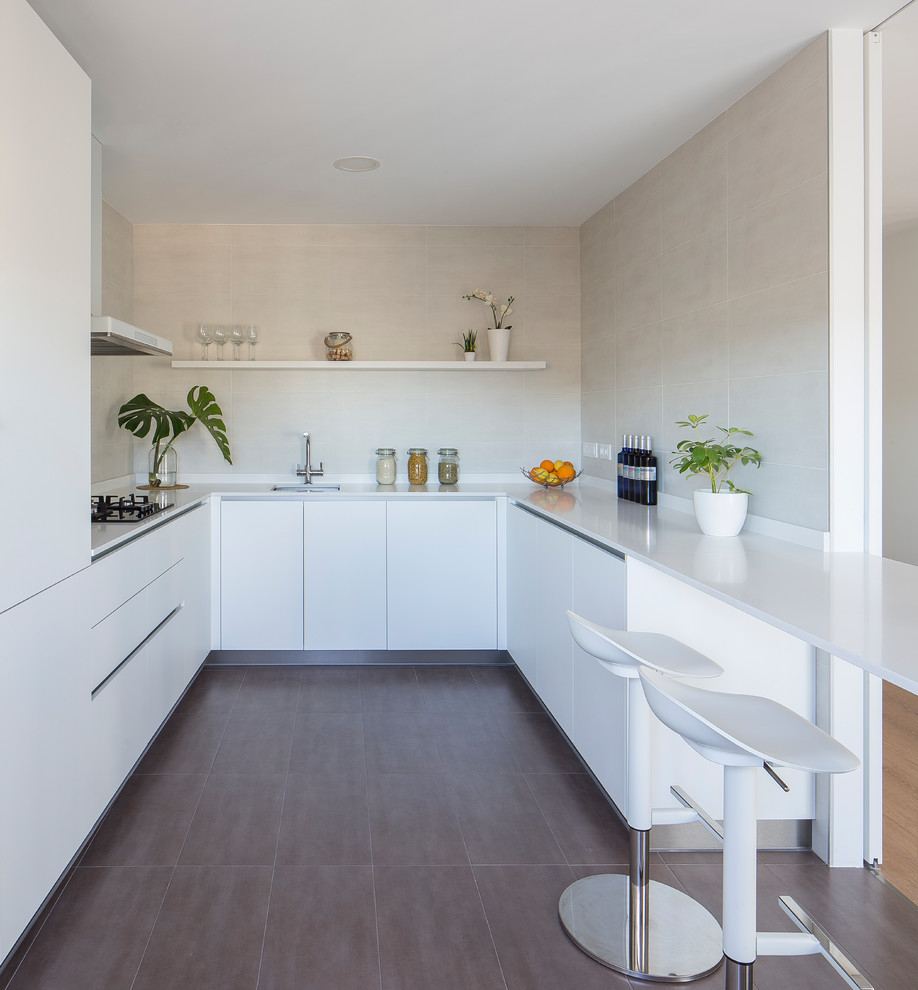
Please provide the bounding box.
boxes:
[463,290,514,330]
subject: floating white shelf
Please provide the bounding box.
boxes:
[171,360,547,371]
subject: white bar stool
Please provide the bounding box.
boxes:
[638,667,872,990]
[559,611,725,982]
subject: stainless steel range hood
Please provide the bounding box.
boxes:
[91,316,173,357]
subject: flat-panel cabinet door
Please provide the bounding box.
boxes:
[532,520,573,735]
[570,538,628,811]
[305,501,387,650]
[387,500,497,650]
[507,505,541,683]
[220,500,304,649]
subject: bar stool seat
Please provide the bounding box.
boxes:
[638,668,865,990]
[559,612,725,982]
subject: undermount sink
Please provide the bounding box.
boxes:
[272,484,341,492]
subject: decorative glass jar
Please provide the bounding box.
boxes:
[148,444,177,488]
[375,448,397,485]
[437,448,460,485]
[406,448,429,484]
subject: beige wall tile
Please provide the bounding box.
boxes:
[525,226,579,247]
[230,294,331,360]
[662,147,727,252]
[580,226,613,290]
[580,279,613,343]
[527,344,580,393]
[233,245,331,296]
[729,273,827,378]
[662,303,728,385]
[582,335,615,393]
[428,393,524,442]
[614,165,662,219]
[727,75,827,219]
[732,462,828,530]
[427,245,523,298]
[616,324,662,389]
[524,244,580,295]
[134,224,232,247]
[726,34,827,139]
[428,226,524,246]
[231,225,330,246]
[329,225,427,246]
[662,226,727,320]
[614,190,662,274]
[661,114,726,185]
[524,392,581,445]
[614,257,661,332]
[614,386,662,451]
[230,368,331,394]
[330,245,427,297]
[581,389,615,442]
[133,292,232,357]
[102,201,133,290]
[134,243,232,295]
[329,294,428,360]
[524,292,580,354]
[102,278,133,324]
[728,175,827,299]
[580,199,614,244]
[661,381,729,497]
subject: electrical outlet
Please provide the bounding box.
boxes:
[582,442,598,459]
[598,443,612,460]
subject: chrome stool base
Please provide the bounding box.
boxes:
[725,957,753,990]
[558,874,723,983]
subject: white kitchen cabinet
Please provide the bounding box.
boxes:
[304,500,387,650]
[0,571,93,960]
[570,538,628,812]
[387,500,497,650]
[0,0,91,613]
[220,500,304,649]
[507,505,541,682]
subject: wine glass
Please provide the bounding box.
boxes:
[246,324,258,360]
[212,325,227,360]
[230,324,245,360]
[196,324,213,360]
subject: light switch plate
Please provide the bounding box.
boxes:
[598,443,612,460]
[582,442,599,458]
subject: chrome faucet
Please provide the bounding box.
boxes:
[296,432,324,484]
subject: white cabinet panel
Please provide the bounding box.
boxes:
[533,520,574,735]
[220,500,304,649]
[305,501,387,650]
[570,539,628,811]
[0,0,90,612]
[0,571,92,958]
[507,505,541,683]
[387,500,497,650]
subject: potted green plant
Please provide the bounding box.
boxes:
[118,385,232,488]
[671,414,761,536]
[455,329,478,362]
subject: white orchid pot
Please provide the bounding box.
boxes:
[692,489,749,537]
[488,327,511,362]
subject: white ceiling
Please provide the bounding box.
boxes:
[26,0,906,226]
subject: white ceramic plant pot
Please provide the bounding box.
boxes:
[464,351,476,362]
[692,489,749,537]
[488,327,511,362]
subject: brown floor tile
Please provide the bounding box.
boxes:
[179,773,286,865]
[471,666,544,713]
[297,666,362,713]
[473,864,635,990]
[4,867,171,990]
[367,773,468,865]
[415,666,489,712]
[233,666,302,714]
[81,773,207,867]
[375,865,505,990]
[289,712,366,774]
[430,710,520,773]
[276,773,371,866]
[132,866,272,990]
[211,711,295,773]
[494,713,584,773]
[525,772,630,864]
[175,667,245,715]
[135,713,229,774]
[447,773,566,865]
[363,712,442,773]
[359,667,424,712]
[258,866,380,990]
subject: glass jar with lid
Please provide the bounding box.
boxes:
[375,448,397,485]
[406,448,429,484]
[437,448,460,485]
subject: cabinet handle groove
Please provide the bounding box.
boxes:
[91,602,184,699]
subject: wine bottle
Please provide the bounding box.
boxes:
[617,434,626,499]
[646,435,658,506]
[624,435,635,501]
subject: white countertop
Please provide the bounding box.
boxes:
[91,478,918,696]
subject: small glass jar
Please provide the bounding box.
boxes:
[437,448,460,485]
[375,448,397,485]
[406,448,428,484]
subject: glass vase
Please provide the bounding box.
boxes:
[148,444,177,488]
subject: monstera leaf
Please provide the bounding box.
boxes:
[186,385,232,465]
[117,393,194,446]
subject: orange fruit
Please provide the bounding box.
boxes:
[539,459,555,472]
[557,464,576,482]
[563,461,574,469]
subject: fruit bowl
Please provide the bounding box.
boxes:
[520,465,581,489]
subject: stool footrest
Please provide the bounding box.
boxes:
[651,806,698,827]
[779,896,875,990]
[670,785,724,842]
[755,930,820,956]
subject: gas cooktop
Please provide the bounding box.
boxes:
[91,493,173,523]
